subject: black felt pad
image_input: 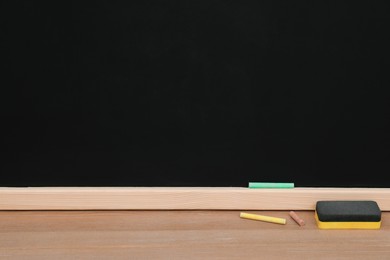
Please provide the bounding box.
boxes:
[316,201,381,222]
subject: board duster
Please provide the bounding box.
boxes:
[315,201,381,229]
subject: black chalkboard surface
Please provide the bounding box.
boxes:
[2,1,389,187]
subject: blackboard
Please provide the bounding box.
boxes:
[2,1,389,187]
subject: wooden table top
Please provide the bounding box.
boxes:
[1,210,389,259]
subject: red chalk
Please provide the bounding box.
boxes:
[289,211,305,226]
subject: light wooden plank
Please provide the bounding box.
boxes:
[1,210,390,259]
[1,187,390,210]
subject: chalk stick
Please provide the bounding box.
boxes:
[248,182,294,188]
[289,211,305,226]
[240,212,286,225]
[315,201,381,229]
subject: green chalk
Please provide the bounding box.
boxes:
[248,182,294,189]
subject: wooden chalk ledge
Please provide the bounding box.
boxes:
[1,187,390,211]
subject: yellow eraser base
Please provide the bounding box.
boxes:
[315,212,381,229]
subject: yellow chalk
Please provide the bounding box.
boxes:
[240,212,286,225]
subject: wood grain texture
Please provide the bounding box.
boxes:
[1,187,390,210]
[1,210,390,259]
